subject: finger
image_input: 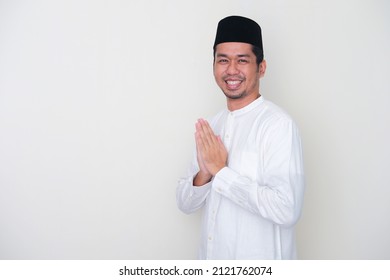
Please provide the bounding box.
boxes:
[217,135,227,152]
[195,132,204,157]
[197,119,213,148]
[199,119,217,146]
[195,130,210,159]
[195,130,204,149]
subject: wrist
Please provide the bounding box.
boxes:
[193,171,212,187]
[210,165,226,177]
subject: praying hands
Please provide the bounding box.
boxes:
[193,119,228,186]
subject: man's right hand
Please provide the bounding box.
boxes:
[194,123,213,186]
[193,119,227,186]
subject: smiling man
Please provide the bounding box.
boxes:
[177,16,305,260]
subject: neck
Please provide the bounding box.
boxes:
[227,92,261,111]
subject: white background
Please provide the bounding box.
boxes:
[0,0,389,259]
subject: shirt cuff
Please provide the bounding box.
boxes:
[212,167,240,193]
[190,176,212,197]
[212,167,252,207]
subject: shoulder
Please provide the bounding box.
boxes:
[253,98,303,145]
[257,98,295,127]
[262,98,291,119]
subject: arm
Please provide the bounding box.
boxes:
[213,118,305,227]
[176,118,228,214]
[176,155,212,214]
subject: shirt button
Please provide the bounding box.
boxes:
[208,236,212,241]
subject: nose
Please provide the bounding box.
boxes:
[226,61,239,75]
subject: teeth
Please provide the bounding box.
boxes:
[226,80,241,85]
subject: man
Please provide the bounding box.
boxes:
[176,15,305,259]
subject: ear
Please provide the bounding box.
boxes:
[258,60,267,78]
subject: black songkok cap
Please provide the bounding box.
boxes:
[213,15,263,51]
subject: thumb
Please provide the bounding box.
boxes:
[216,135,224,146]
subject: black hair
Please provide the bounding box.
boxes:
[251,45,264,65]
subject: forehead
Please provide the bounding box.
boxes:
[215,42,254,56]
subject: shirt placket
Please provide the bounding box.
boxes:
[206,112,235,259]
[224,112,234,151]
[206,209,215,258]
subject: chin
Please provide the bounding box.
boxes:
[224,90,246,100]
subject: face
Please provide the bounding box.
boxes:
[213,42,265,101]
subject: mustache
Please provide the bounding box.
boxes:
[222,75,245,81]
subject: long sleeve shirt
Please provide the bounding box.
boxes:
[176,96,305,259]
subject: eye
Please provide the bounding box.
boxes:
[238,59,249,64]
[218,59,229,64]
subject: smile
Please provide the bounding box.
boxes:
[225,79,243,90]
[227,80,241,85]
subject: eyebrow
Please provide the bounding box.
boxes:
[216,53,251,58]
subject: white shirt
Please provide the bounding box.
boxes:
[176,96,305,259]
